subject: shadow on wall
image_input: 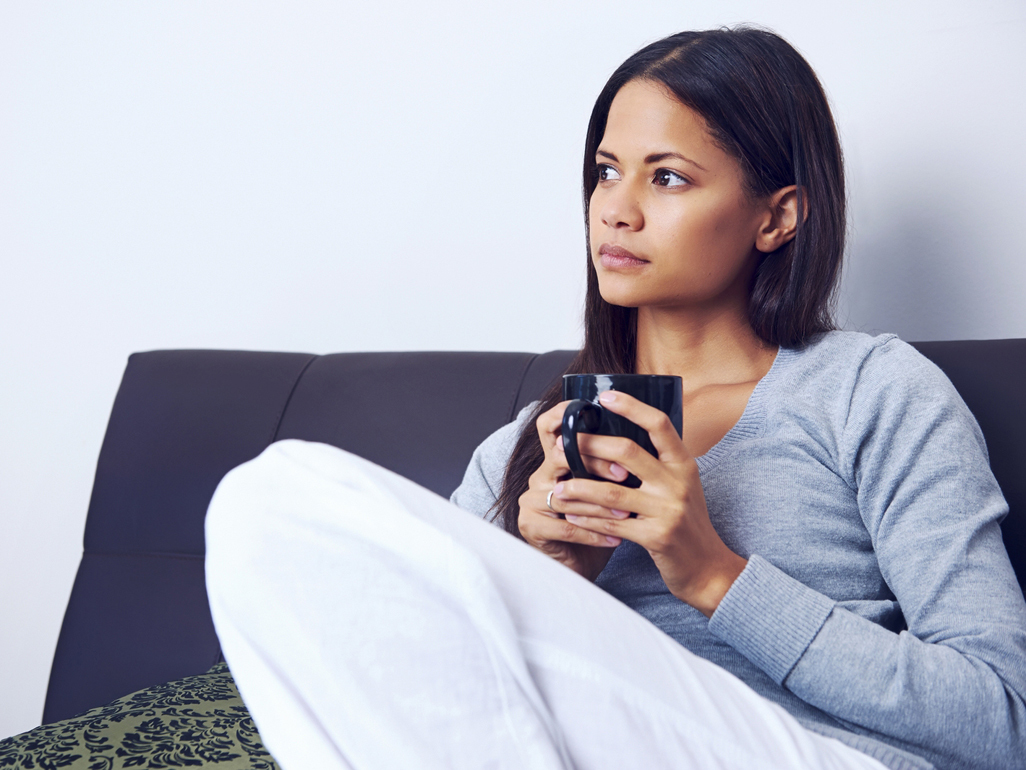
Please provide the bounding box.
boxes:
[838,192,994,342]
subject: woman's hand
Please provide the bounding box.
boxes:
[549,391,748,617]
[519,401,628,581]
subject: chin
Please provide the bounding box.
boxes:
[595,275,650,308]
[597,288,643,309]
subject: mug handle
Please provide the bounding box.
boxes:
[561,399,603,481]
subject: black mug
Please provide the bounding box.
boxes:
[561,374,683,488]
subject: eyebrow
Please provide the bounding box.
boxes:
[596,149,708,173]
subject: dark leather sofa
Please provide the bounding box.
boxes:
[42,341,1026,725]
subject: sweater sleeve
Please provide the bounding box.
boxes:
[709,338,1026,770]
[449,403,537,519]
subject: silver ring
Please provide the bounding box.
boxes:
[546,489,555,511]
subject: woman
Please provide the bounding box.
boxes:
[206,27,1026,770]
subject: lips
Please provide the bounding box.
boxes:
[598,243,649,269]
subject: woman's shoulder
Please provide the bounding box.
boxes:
[781,330,954,400]
[773,330,973,437]
[449,402,537,517]
[783,330,982,451]
[788,329,923,369]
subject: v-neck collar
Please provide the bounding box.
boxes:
[694,345,799,473]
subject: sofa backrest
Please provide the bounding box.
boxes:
[42,341,1025,724]
[42,349,572,723]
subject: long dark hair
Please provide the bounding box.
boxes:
[492,26,846,537]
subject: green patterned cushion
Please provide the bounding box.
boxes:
[0,663,279,769]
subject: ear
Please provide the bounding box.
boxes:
[755,185,805,254]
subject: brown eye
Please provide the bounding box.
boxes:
[654,169,689,187]
[597,164,621,182]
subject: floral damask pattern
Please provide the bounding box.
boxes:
[0,663,279,769]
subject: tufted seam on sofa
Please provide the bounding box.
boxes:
[506,354,539,423]
[81,550,206,561]
[270,354,319,444]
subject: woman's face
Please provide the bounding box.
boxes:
[589,79,768,313]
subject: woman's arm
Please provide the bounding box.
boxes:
[554,338,1026,767]
[455,342,1026,767]
[449,405,533,518]
[707,341,1026,769]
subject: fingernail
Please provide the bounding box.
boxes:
[598,391,616,405]
[557,435,564,449]
[610,509,630,519]
[610,462,627,479]
[553,482,564,495]
[565,514,579,523]
[605,536,621,545]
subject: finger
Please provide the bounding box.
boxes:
[541,482,630,519]
[530,451,571,488]
[554,500,632,519]
[554,436,630,482]
[554,477,643,518]
[522,509,622,547]
[575,433,664,481]
[527,484,565,519]
[536,400,575,450]
[596,390,688,462]
[563,512,630,542]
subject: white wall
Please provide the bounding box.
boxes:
[1,0,1023,739]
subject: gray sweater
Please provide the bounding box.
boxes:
[450,332,1026,770]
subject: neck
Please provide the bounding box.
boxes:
[634,301,777,393]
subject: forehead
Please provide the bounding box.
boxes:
[600,79,721,162]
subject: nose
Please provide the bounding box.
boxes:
[598,182,643,231]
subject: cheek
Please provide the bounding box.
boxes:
[655,205,722,264]
[654,207,760,294]
[587,195,602,248]
[667,197,758,257]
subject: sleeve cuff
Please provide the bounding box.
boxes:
[708,554,836,685]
